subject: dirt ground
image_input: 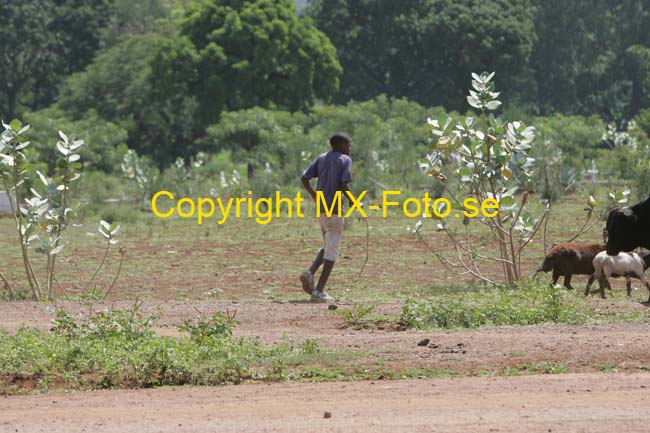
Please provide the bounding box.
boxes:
[3,299,650,376]
[2,373,649,433]
[2,300,650,375]
[0,301,650,374]
[2,298,650,433]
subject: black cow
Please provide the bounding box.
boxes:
[605,196,650,256]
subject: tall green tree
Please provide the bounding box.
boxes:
[167,0,342,125]
[529,0,622,117]
[51,0,113,72]
[0,1,55,119]
[306,0,535,111]
[617,1,650,117]
[616,0,650,50]
[99,0,180,48]
[626,45,650,116]
[0,0,112,119]
[59,34,199,164]
[59,0,342,165]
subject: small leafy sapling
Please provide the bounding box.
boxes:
[418,72,545,285]
[1,119,118,300]
[416,74,630,285]
[40,131,84,298]
[177,308,239,340]
[1,119,41,299]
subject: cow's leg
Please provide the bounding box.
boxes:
[626,277,632,297]
[598,274,608,299]
[641,275,650,303]
[563,274,574,291]
[551,270,560,287]
[585,274,595,296]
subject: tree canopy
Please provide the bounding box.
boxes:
[173,0,342,121]
[306,0,536,111]
[4,0,650,167]
[0,0,112,119]
[54,0,342,164]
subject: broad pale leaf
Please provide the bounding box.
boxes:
[50,245,64,255]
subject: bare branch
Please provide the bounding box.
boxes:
[0,270,13,300]
[543,200,551,253]
[517,204,550,256]
[564,205,607,244]
[415,231,461,273]
[453,242,496,285]
[450,225,513,264]
[104,247,127,300]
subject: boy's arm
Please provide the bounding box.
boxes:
[341,158,354,206]
[342,182,354,207]
[301,176,317,202]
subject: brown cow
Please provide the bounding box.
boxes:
[534,243,604,290]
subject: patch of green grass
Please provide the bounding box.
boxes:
[400,281,584,329]
[337,304,376,329]
[474,362,570,376]
[584,304,650,324]
[501,362,570,375]
[292,363,577,382]
[291,366,460,382]
[334,303,398,329]
[293,367,348,381]
[399,281,650,330]
[0,304,357,393]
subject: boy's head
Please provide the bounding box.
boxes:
[330,132,352,155]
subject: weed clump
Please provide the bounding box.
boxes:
[176,309,239,340]
[400,281,583,329]
[0,303,317,392]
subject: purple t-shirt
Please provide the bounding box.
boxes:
[302,151,352,214]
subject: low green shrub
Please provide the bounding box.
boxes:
[532,114,605,170]
[337,304,377,329]
[400,281,583,329]
[0,304,319,391]
[0,325,260,388]
[176,310,239,341]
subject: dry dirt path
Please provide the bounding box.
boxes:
[2,300,650,373]
[2,373,649,433]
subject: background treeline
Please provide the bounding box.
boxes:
[308,0,650,120]
[2,0,650,217]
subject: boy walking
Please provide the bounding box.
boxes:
[300,132,353,302]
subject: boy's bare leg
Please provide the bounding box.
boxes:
[309,248,325,274]
[316,259,335,292]
[301,249,325,295]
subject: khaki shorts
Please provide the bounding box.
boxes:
[320,214,345,262]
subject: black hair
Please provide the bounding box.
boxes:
[329,132,352,149]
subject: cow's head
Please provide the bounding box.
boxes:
[537,256,554,273]
[605,207,638,255]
